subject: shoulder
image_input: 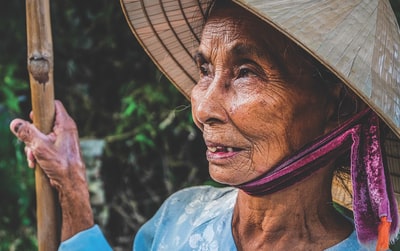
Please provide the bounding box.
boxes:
[325,230,368,251]
[166,185,238,207]
[134,185,238,251]
[159,185,238,226]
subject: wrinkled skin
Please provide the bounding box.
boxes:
[191,3,352,251]
[9,101,93,241]
[10,1,353,250]
[192,9,336,186]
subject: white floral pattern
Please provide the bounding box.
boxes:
[131,185,366,251]
[189,224,219,251]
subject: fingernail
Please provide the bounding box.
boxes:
[14,122,23,133]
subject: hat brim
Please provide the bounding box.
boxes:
[120,0,206,100]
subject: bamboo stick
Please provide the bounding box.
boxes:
[26,0,60,250]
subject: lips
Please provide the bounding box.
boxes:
[205,141,243,161]
[207,145,239,153]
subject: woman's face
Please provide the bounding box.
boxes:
[191,4,338,185]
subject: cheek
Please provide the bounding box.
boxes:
[287,90,331,146]
[229,91,303,169]
[232,97,289,143]
[229,89,291,139]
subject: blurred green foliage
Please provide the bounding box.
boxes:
[0,0,207,250]
[1,0,400,251]
[0,1,35,250]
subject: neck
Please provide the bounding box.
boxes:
[232,166,352,251]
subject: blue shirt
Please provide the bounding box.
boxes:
[60,186,366,250]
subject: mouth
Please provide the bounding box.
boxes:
[207,145,241,153]
[205,142,243,161]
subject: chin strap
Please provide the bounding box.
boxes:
[235,108,398,249]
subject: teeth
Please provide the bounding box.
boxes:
[208,146,218,152]
[207,146,235,153]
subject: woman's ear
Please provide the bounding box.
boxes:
[324,83,361,134]
[325,83,368,134]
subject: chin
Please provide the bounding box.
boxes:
[208,166,251,186]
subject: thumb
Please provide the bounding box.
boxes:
[9,119,49,148]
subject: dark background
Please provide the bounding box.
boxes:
[0,1,209,250]
[0,0,399,250]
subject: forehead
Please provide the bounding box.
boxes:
[201,5,264,44]
[198,4,286,61]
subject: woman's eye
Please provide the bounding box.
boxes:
[200,64,208,75]
[199,63,210,76]
[238,67,255,78]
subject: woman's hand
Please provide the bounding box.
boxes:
[9,100,94,241]
[10,100,85,190]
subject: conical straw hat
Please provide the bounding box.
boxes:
[120,0,400,209]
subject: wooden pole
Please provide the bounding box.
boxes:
[26,0,60,250]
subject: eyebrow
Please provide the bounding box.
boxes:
[234,42,289,74]
[193,43,266,63]
[231,43,264,58]
[193,51,205,63]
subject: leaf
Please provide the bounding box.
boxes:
[134,133,155,148]
[122,98,137,118]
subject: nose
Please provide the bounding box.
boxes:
[191,79,228,129]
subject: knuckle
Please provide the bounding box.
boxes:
[18,126,32,143]
[33,144,50,160]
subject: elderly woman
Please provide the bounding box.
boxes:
[9,0,400,250]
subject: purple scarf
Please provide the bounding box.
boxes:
[235,108,399,249]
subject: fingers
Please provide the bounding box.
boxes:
[25,146,36,168]
[54,100,77,133]
[10,119,45,146]
[55,100,73,122]
[10,119,24,134]
[9,100,84,191]
[10,119,44,169]
[10,119,40,145]
[55,100,67,113]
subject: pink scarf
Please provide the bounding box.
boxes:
[236,109,399,250]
